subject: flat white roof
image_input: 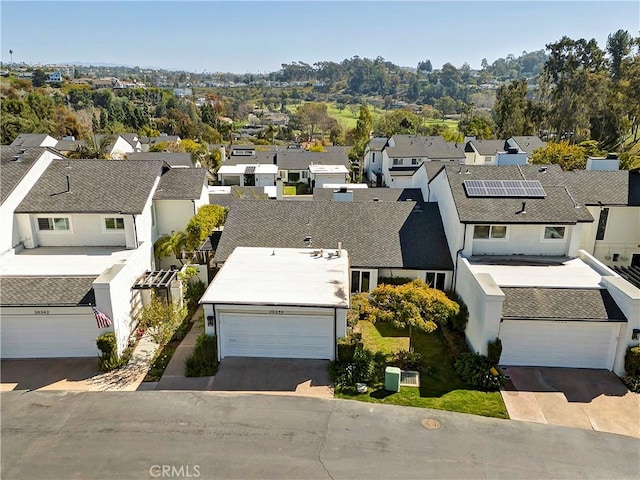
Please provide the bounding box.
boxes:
[208,186,231,194]
[201,247,349,308]
[218,164,278,175]
[308,164,349,174]
[0,247,135,276]
[322,183,368,189]
[467,257,603,288]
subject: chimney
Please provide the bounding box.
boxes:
[337,241,342,257]
[276,177,283,200]
[586,154,620,171]
[333,188,353,202]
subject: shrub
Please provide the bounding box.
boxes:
[624,345,640,375]
[329,347,385,387]
[440,323,471,363]
[136,294,187,345]
[454,352,505,391]
[96,333,126,372]
[377,276,414,286]
[447,292,469,333]
[622,375,640,393]
[347,293,373,327]
[487,338,503,366]
[184,334,218,377]
[337,333,363,363]
[389,349,424,371]
[185,279,206,309]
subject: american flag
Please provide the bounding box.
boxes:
[92,306,112,329]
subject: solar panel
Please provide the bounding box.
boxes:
[463,179,546,198]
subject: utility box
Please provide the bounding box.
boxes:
[384,366,401,392]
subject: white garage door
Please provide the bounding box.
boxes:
[219,313,334,360]
[500,320,620,370]
[1,314,101,358]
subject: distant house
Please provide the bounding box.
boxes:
[140,135,181,152]
[128,152,199,168]
[47,71,62,83]
[54,138,86,156]
[464,139,505,165]
[363,135,465,187]
[217,164,278,187]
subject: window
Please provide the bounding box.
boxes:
[351,270,372,293]
[596,208,609,241]
[105,217,125,230]
[301,170,309,179]
[484,156,493,164]
[474,225,507,239]
[37,217,69,231]
[544,226,565,239]
[278,170,287,181]
[426,272,446,290]
[288,172,300,182]
[411,158,419,165]
[392,158,402,166]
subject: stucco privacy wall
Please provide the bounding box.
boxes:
[93,241,153,354]
[455,258,504,355]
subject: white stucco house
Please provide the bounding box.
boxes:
[200,247,349,360]
[363,135,465,187]
[427,163,640,375]
[0,158,206,359]
[217,164,278,187]
[1,146,64,256]
[308,164,349,189]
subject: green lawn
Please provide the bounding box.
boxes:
[337,321,509,419]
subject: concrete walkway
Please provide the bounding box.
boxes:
[154,308,215,390]
[85,334,160,391]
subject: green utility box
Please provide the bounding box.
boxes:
[384,366,401,392]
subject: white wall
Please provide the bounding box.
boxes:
[581,206,640,267]
[155,200,195,237]
[110,136,135,159]
[313,173,348,188]
[92,241,153,354]
[388,175,414,188]
[22,213,127,247]
[470,224,575,256]
[428,171,465,263]
[255,173,276,187]
[0,150,60,254]
[377,268,452,292]
[455,258,504,355]
[410,164,428,202]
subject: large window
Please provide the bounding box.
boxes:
[474,225,507,239]
[37,217,70,231]
[544,226,565,239]
[105,217,125,230]
[426,272,446,290]
[392,158,402,166]
[288,172,300,182]
[596,208,609,241]
[351,270,372,293]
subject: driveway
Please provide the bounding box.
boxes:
[501,366,640,438]
[211,357,333,398]
[0,358,100,392]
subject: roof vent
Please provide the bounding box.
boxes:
[18,148,26,154]
[373,198,379,202]
[517,201,527,215]
[11,155,21,162]
[538,166,548,173]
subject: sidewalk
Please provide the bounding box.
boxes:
[154,308,215,390]
[86,334,160,391]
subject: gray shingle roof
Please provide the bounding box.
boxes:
[215,200,453,271]
[465,139,506,156]
[225,151,277,165]
[367,138,388,152]
[501,287,626,321]
[313,187,424,203]
[16,159,163,214]
[10,134,53,147]
[276,149,351,170]
[386,135,465,160]
[507,136,546,153]
[1,147,50,204]
[128,152,194,167]
[209,186,270,207]
[563,170,638,206]
[154,168,207,200]
[0,276,96,306]
[437,164,594,224]
[54,139,86,152]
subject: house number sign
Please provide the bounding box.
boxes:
[34,310,50,315]
[268,310,284,315]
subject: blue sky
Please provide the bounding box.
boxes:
[1,1,638,73]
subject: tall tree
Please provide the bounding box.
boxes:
[493,79,533,138]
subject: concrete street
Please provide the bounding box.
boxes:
[2,391,639,479]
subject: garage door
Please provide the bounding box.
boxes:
[1,314,101,358]
[499,320,620,370]
[219,313,334,360]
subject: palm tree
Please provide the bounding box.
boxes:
[9,49,13,64]
[154,231,188,266]
[68,134,114,159]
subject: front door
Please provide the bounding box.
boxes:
[243,173,255,186]
[632,254,640,267]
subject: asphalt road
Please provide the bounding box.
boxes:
[2,391,639,479]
